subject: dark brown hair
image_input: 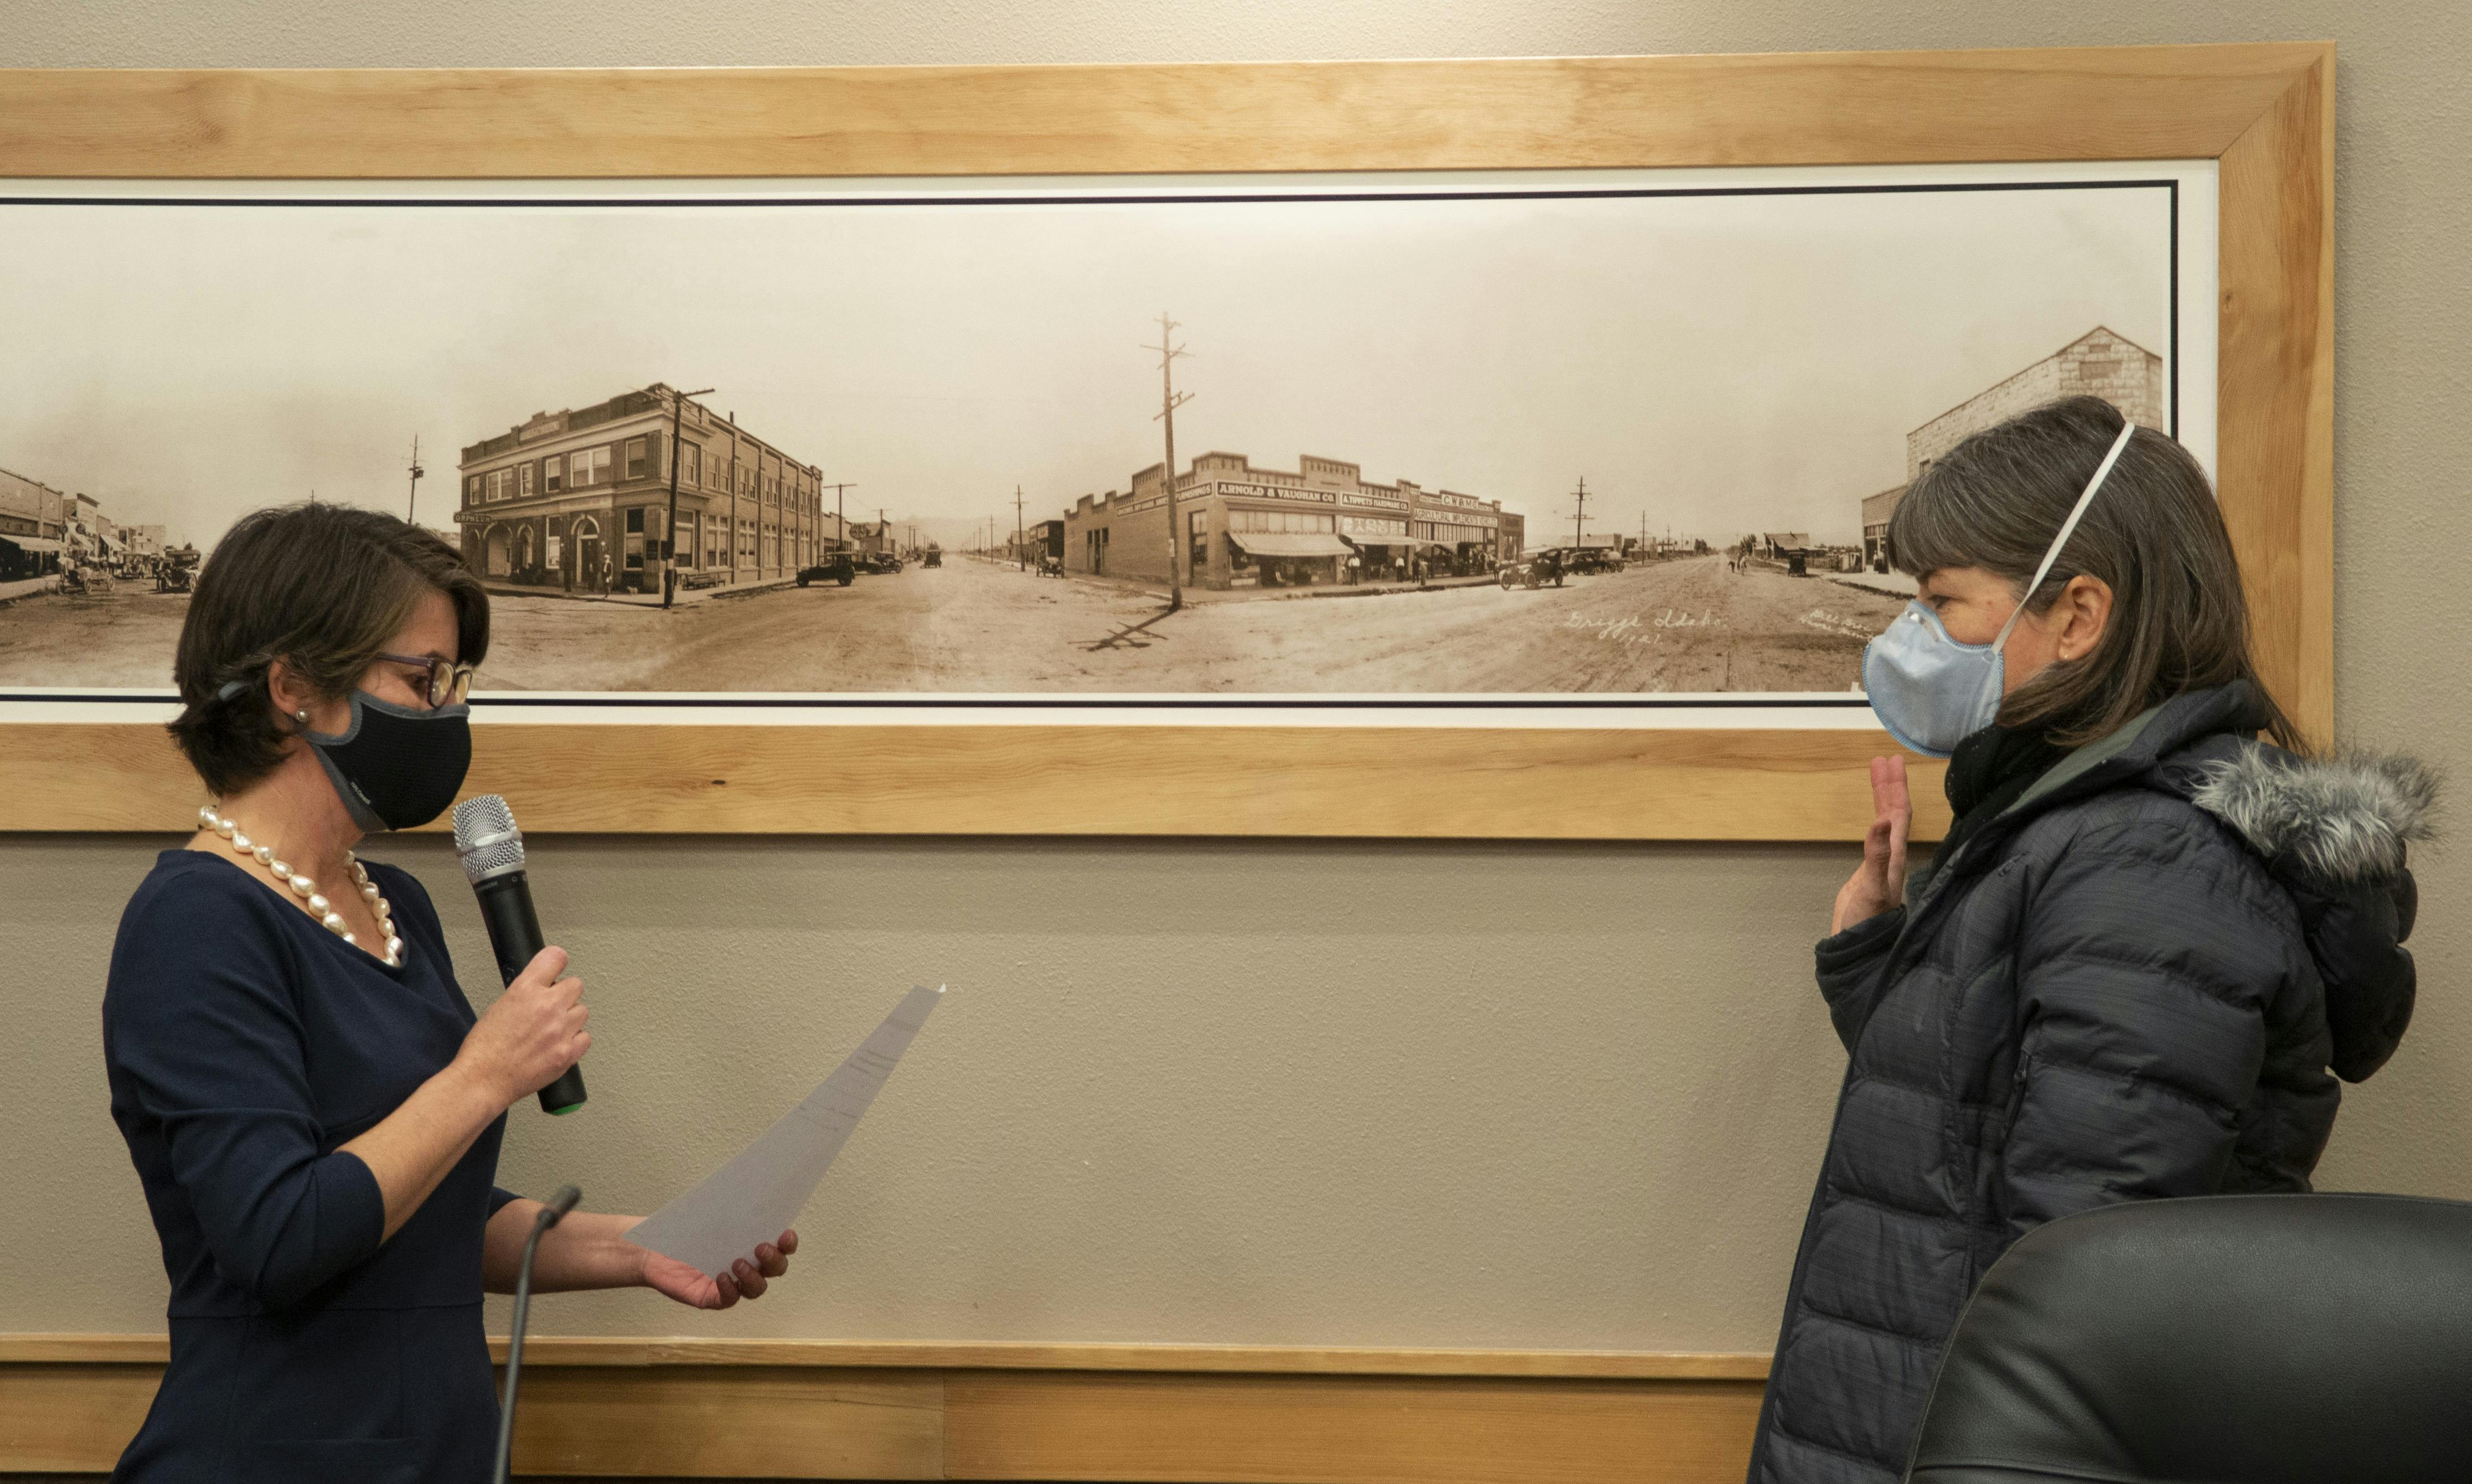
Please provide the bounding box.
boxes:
[167,503,489,797]
[1886,395,2300,750]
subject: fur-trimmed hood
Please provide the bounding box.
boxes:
[2190,746,2438,885]
[1981,684,2434,1085]
[2163,725,2433,1084]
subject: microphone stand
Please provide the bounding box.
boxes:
[492,1183,581,1484]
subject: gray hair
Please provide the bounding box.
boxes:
[1886,395,2300,751]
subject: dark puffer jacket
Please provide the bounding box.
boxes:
[1747,684,2432,1484]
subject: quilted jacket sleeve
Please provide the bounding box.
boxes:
[1998,819,2281,1242]
[1814,905,1906,1053]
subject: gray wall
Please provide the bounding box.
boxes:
[4,0,2467,1354]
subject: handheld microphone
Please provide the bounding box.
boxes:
[452,794,587,1116]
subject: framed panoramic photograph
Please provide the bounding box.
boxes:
[0,45,2331,837]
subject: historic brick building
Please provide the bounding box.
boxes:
[457,385,824,594]
[0,467,73,581]
[1063,451,1520,590]
[1859,486,1906,572]
[1864,327,2167,567]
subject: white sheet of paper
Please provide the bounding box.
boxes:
[626,984,945,1278]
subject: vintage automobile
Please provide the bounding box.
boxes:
[1566,546,1627,575]
[1036,552,1065,577]
[922,546,943,568]
[156,545,201,593]
[61,562,115,596]
[794,552,858,587]
[859,551,904,574]
[1496,548,1568,590]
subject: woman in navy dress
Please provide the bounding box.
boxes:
[103,504,799,1482]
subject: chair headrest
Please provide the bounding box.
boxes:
[1907,1193,2472,1483]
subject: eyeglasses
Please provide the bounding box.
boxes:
[375,651,478,708]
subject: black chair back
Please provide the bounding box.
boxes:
[1905,1193,2472,1483]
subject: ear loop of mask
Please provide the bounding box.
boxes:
[1984,420,2137,660]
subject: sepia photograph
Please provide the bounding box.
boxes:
[0,164,2210,717]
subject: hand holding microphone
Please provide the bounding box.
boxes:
[456,945,590,1110]
[454,795,589,1115]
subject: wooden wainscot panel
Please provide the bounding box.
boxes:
[0,1361,162,1472]
[0,1336,1774,1481]
[505,1366,945,1479]
[942,1371,1764,1484]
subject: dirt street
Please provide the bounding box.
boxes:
[0,586,194,687]
[472,552,1910,693]
[0,555,1905,694]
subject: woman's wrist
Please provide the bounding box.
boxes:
[558,1210,656,1289]
[440,1052,513,1118]
[494,1208,660,1294]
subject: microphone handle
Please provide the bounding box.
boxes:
[473,871,589,1116]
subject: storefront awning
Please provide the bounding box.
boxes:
[96,532,121,554]
[0,533,65,554]
[1227,532,1354,559]
[1344,533,1412,547]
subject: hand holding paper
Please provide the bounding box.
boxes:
[638,1228,797,1311]
[625,984,945,1279]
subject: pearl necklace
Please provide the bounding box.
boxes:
[198,804,403,968]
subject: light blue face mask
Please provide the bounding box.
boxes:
[1861,421,2136,758]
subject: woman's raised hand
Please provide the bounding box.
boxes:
[1831,756,1911,935]
[456,945,589,1107]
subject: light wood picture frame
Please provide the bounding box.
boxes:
[0,43,2332,839]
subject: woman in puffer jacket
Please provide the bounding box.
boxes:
[1746,396,2433,1484]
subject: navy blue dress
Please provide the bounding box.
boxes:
[102,849,519,1483]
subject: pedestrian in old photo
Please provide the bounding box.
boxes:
[1748,396,2434,1484]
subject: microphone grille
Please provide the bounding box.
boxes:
[451,794,526,883]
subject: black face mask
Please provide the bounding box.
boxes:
[303,691,472,832]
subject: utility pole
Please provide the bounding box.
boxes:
[658,384,716,609]
[823,482,854,560]
[1145,312,1193,612]
[405,436,425,525]
[1570,477,1591,549]
[1013,484,1026,571]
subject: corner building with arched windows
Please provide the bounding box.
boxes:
[457,385,825,596]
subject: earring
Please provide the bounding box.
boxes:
[295,709,309,723]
